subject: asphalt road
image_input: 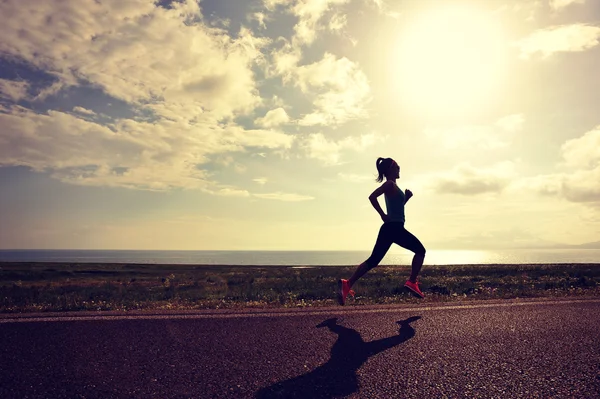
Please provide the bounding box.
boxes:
[1,298,600,399]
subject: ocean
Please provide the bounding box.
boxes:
[0,249,599,265]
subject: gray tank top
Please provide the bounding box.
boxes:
[384,183,405,224]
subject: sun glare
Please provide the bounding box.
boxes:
[392,6,507,116]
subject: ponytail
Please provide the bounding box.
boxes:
[375,157,393,182]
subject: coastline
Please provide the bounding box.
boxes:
[2,262,599,313]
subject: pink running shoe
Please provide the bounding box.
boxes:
[404,280,424,298]
[337,279,355,306]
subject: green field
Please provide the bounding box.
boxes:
[1,262,599,312]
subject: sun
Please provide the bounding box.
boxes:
[392,6,507,116]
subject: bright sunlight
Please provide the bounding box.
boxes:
[393,6,507,116]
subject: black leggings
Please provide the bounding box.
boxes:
[365,222,426,269]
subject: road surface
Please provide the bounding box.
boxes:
[1,298,600,398]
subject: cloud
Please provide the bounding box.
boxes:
[253,192,314,201]
[254,108,290,128]
[301,132,380,165]
[0,106,293,190]
[0,0,311,190]
[291,0,350,46]
[329,13,347,32]
[495,113,525,132]
[560,125,600,169]
[337,172,373,183]
[516,24,600,59]
[268,47,372,127]
[549,0,585,11]
[425,114,524,150]
[561,168,600,203]
[557,126,600,203]
[72,106,96,116]
[263,0,294,12]
[431,161,517,195]
[367,0,400,18]
[517,126,600,204]
[0,0,265,120]
[521,170,600,204]
[214,188,251,197]
[205,186,314,201]
[515,174,562,197]
[262,0,351,46]
[0,79,29,102]
[253,177,268,185]
[269,41,302,78]
[250,12,269,30]
[294,53,371,125]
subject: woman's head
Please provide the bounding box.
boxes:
[376,157,400,182]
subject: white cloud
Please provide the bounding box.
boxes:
[250,12,268,29]
[302,132,379,165]
[549,0,585,11]
[425,126,506,150]
[431,161,517,195]
[263,0,294,12]
[291,0,350,46]
[267,50,372,126]
[0,106,293,190]
[514,174,562,197]
[0,0,305,190]
[523,169,600,204]
[425,114,524,150]
[560,125,600,169]
[262,0,351,46]
[294,53,371,125]
[516,126,600,204]
[253,177,268,185]
[329,13,347,32]
[206,186,314,202]
[337,172,373,182]
[253,192,314,201]
[556,126,600,203]
[214,188,251,197]
[254,108,290,128]
[561,168,600,203]
[367,0,401,18]
[297,113,330,127]
[269,41,303,78]
[0,0,265,120]
[495,113,525,132]
[72,106,96,116]
[0,79,29,102]
[516,24,600,58]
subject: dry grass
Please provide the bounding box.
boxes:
[1,262,599,312]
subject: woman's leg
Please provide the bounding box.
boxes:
[348,261,371,288]
[409,253,425,283]
[393,228,426,282]
[348,224,393,287]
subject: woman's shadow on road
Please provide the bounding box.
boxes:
[255,316,421,399]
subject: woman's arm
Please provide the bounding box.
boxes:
[405,189,413,204]
[369,181,393,221]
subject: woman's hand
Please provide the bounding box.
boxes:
[381,213,390,223]
[405,189,413,200]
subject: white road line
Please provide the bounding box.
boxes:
[1,298,600,323]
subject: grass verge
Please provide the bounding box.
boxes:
[1,262,599,312]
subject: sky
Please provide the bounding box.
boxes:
[1,0,600,251]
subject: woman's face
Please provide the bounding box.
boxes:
[388,161,400,179]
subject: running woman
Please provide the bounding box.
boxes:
[337,157,426,305]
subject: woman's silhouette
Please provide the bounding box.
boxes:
[338,157,426,305]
